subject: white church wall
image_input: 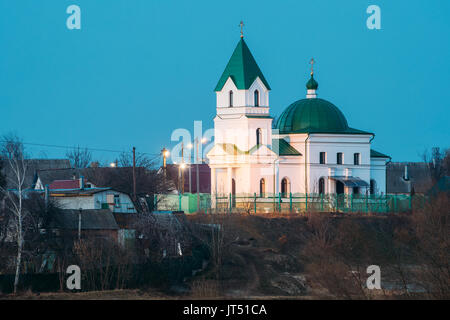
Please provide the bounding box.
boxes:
[370,158,387,194]
[216,77,269,108]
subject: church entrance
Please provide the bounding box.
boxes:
[336,180,344,194]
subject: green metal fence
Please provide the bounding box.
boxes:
[156,192,426,214]
[213,193,425,214]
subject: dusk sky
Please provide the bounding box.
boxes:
[1,0,449,165]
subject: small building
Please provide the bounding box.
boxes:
[47,181,137,214]
[386,162,432,194]
[48,209,119,241]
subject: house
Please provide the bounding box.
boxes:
[386,162,432,194]
[164,163,211,194]
[0,159,71,189]
[47,208,119,241]
[45,179,137,213]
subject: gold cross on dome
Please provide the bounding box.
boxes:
[239,21,244,38]
[310,58,315,75]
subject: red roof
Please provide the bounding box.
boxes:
[49,179,80,190]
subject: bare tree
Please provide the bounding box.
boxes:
[66,146,92,168]
[422,147,450,185]
[0,133,30,294]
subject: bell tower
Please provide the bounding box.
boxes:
[213,30,272,152]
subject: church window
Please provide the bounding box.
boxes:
[319,178,325,194]
[354,153,360,165]
[254,90,259,106]
[353,187,360,195]
[281,177,290,197]
[320,152,326,164]
[337,152,343,165]
[259,178,265,197]
[370,179,376,195]
[256,128,262,145]
[229,90,233,107]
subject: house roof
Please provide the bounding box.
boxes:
[49,187,111,197]
[215,38,271,91]
[272,139,302,156]
[371,149,391,159]
[1,159,71,189]
[50,209,119,230]
[386,162,432,194]
[165,163,211,193]
[49,179,80,190]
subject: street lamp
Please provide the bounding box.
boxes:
[194,137,208,211]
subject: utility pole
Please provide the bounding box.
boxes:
[78,208,82,241]
[196,138,200,211]
[132,146,136,201]
[181,142,184,194]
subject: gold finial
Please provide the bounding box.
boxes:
[239,21,244,38]
[310,58,315,76]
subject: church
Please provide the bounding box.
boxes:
[206,33,390,201]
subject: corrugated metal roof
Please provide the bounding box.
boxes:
[386,162,432,194]
[51,209,119,230]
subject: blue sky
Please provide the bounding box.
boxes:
[0,0,449,164]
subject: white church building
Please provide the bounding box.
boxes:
[206,35,390,201]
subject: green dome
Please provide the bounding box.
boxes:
[306,75,318,90]
[276,98,355,134]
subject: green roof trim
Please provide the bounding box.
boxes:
[218,143,250,155]
[245,115,273,119]
[272,139,302,156]
[371,149,391,159]
[215,38,271,91]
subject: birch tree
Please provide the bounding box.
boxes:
[0,134,30,294]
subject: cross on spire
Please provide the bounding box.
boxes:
[310,58,315,76]
[239,21,244,38]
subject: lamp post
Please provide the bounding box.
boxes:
[194,137,207,211]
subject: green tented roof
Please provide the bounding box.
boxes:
[215,38,271,91]
[370,149,390,159]
[272,139,302,156]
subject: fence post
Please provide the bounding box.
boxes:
[289,192,292,212]
[350,193,353,213]
[254,193,257,214]
[320,193,324,211]
[335,194,338,213]
[278,192,281,212]
[366,193,368,214]
[229,193,232,214]
[179,193,182,211]
[305,193,308,212]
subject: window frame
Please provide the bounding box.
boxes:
[353,153,360,165]
[319,152,326,164]
[337,152,343,165]
[254,90,259,107]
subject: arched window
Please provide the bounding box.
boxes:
[254,90,259,106]
[281,177,290,197]
[229,90,233,107]
[256,128,262,145]
[259,178,265,197]
[370,180,376,195]
[319,178,325,194]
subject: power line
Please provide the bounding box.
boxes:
[0,140,163,157]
